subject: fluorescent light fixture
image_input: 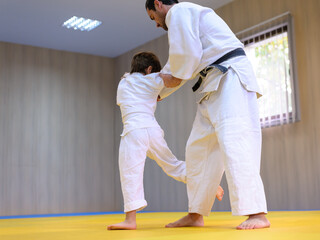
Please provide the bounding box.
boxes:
[62,16,102,31]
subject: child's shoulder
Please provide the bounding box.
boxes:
[121,72,130,79]
[144,72,160,80]
[121,72,162,88]
[124,72,159,81]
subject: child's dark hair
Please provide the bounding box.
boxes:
[130,52,162,74]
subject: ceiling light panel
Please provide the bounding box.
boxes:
[62,16,102,31]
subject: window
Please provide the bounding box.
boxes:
[237,13,300,128]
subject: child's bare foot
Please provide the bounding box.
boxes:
[216,186,224,201]
[236,213,270,230]
[165,213,204,228]
[107,220,137,230]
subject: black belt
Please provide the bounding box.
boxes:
[192,48,246,92]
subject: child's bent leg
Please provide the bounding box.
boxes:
[107,210,137,230]
[147,127,187,183]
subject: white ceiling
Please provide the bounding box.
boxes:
[0,0,233,58]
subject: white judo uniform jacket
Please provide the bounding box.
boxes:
[117,72,186,212]
[160,2,268,216]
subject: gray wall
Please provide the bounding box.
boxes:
[0,42,117,215]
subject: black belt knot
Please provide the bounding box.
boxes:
[192,48,246,92]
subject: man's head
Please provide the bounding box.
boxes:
[130,52,161,75]
[145,0,178,31]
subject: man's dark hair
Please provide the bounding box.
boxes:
[130,52,162,74]
[145,0,179,11]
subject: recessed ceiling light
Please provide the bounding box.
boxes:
[62,16,102,31]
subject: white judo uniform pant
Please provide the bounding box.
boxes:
[119,127,186,212]
[187,67,267,216]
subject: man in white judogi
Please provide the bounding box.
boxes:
[146,0,270,230]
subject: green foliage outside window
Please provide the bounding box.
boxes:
[245,32,293,126]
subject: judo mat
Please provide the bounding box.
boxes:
[0,211,319,240]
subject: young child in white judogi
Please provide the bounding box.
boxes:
[107,52,223,230]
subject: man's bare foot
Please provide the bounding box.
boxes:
[165,213,204,228]
[236,213,270,230]
[108,210,137,230]
[216,186,224,201]
[107,220,137,230]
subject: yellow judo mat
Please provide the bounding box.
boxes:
[0,211,320,240]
